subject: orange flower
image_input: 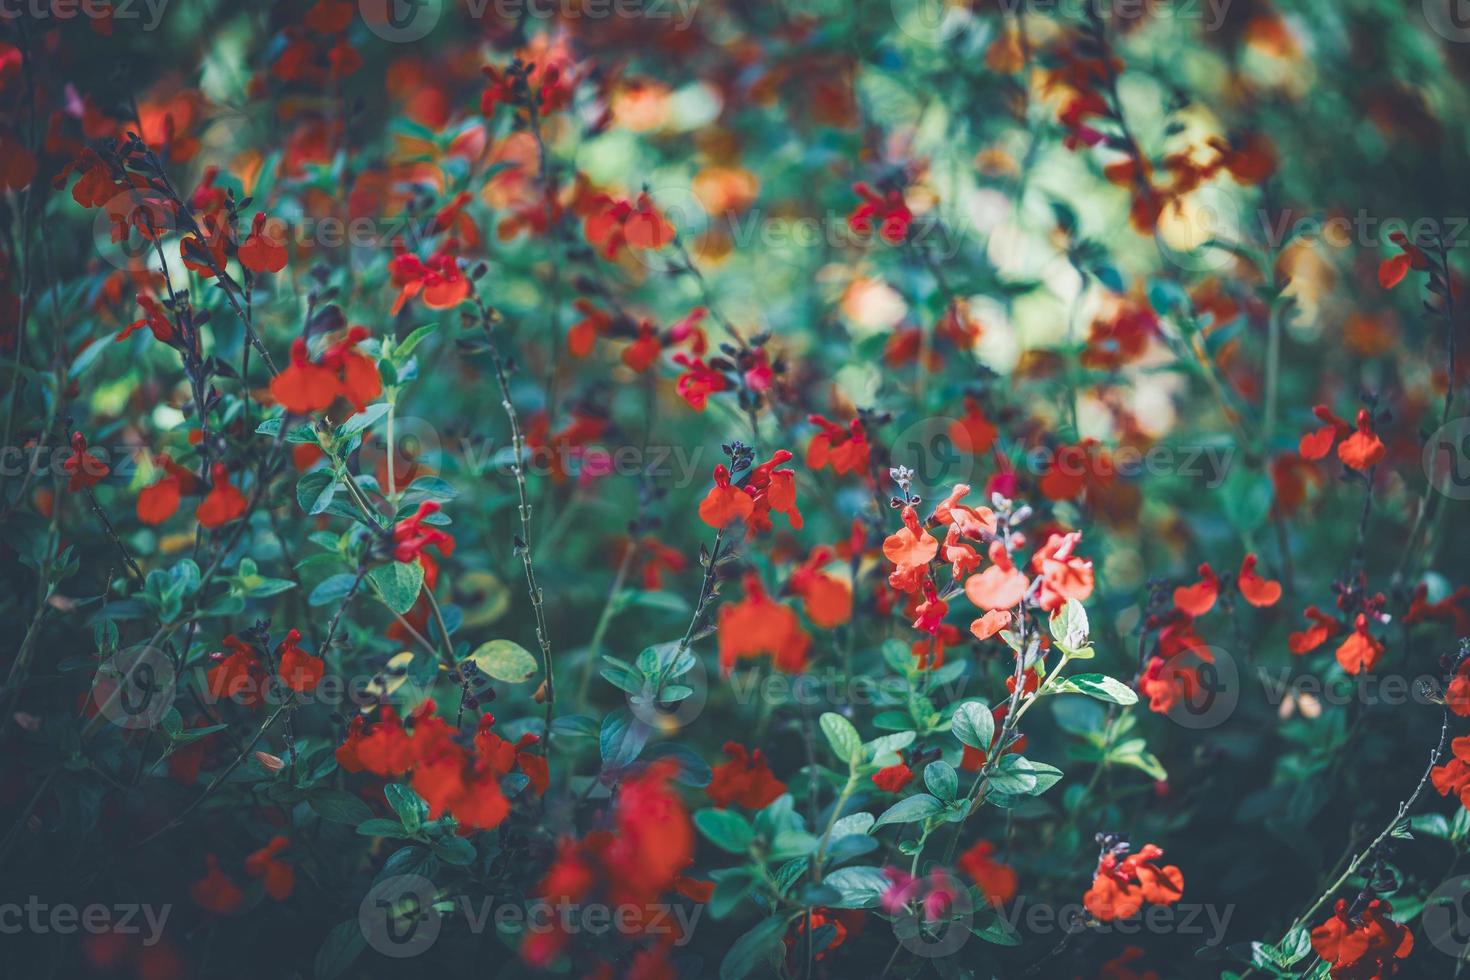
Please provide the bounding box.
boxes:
[698,464,755,529]
[1237,554,1281,607]
[949,397,998,454]
[1287,606,1341,655]
[1083,842,1183,922]
[582,192,674,259]
[884,505,938,592]
[717,572,811,675]
[1334,614,1383,674]
[807,414,869,476]
[788,547,852,628]
[1309,899,1413,978]
[1031,531,1094,613]
[270,326,382,415]
[1172,563,1218,617]
[965,540,1029,611]
[1336,409,1385,471]
[970,609,1011,641]
[137,454,197,525]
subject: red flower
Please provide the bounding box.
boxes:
[957,840,1017,906]
[1309,898,1413,978]
[191,855,244,914]
[970,609,1011,641]
[270,326,382,415]
[276,629,324,693]
[1335,613,1383,675]
[238,211,288,274]
[197,464,247,528]
[848,181,912,244]
[806,414,869,476]
[707,742,786,809]
[207,635,267,708]
[582,192,674,260]
[788,547,853,628]
[1299,405,1384,471]
[568,299,614,358]
[63,432,109,491]
[884,505,939,593]
[1378,230,1430,289]
[389,245,469,315]
[698,464,755,529]
[393,500,456,564]
[1237,554,1282,608]
[872,761,913,793]
[718,572,811,675]
[672,353,730,410]
[1431,735,1470,809]
[1031,531,1094,613]
[949,397,998,454]
[115,294,174,343]
[1288,605,1341,654]
[243,836,294,901]
[137,454,196,525]
[1083,842,1184,921]
[698,451,802,533]
[965,540,1029,611]
[1172,563,1218,617]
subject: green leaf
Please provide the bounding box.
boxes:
[369,561,425,615]
[1049,598,1089,651]
[710,871,756,919]
[599,710,648,770]
[951,700,995,750]
[720,914,792,980]
[296,470,338,516]
[468,639,538,683]
[1057,674,1139,705]
[355,818,415,839]
[820,713,862,767]
[314,920,365,980]
[310,573,359,607]
[924,761,959,802]
[695,808,755,853]
[338,403,390,436]
[823,866,890,909]
[988,756,1038,796]
[384,784,428,833]
[309,790,374,825]
[873,794,944,829]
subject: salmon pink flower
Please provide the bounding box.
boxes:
[1032,531,1094,612]
[965,540,1029,611]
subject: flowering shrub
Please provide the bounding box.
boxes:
[4,3,1470,979]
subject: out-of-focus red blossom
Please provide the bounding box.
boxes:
[1173,563,1219,617]
[271,326,382,414]
[1082,842,1184,921]
[393,500,456,564]
[788,546,852,628]
[807,414,869,476]
[208,634,267,708]
[238,212,288,273]
[1378,231,1430,289]
[1031,531,1095,613]
[582,192,674,260]
[276,629,324,693]
[115,294,174,343]
[1309,898,1413,978]
[706,741,786,809]
[1237,554,1282,607]
[1299,405,1385,471]
[718,572,811,675]
[957,839,1017,906]
[1288,605,1342,654]
[847,181,912,244]
[244,836,294,900]
[1335,613,1384,674]
[1406,584,1470,635]
[389,243,470,315]
[197,463,248,528]
[1093,946,1160,980]
[672,353,730,410]
[522,760,697,971]
[191,855,245,914]
[63,432,109,491]
[785,908,865,962]
[949,397,998,454]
